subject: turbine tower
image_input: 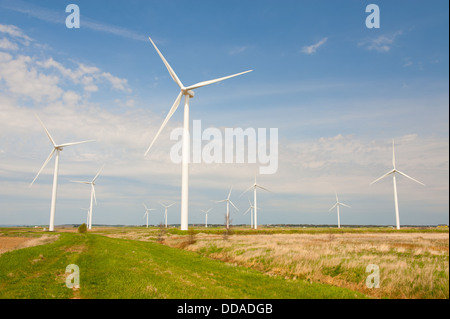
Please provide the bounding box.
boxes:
[72,165,104,230]
[328,192,351,229]
[160,202,176,228]
[370,140,425,230]
[30,114,95,232]
[241,175,270,229]
[215,188,238,229]
[201,208,213,228]
[143,204,156,228]
[244,198,259,229]
[144,36,252,231]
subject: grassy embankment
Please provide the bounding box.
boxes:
[0,229,367,299]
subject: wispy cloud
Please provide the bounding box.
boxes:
[1,0,147,42]
[229,46,249,56]
[0,23,32,42]
[0,25,132,103]
[359,31,403,53]
[301,37,328,54]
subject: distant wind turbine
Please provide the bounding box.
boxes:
[200,208,213,228]
[215,188,238,229]
[160,202,176,228]
[241,175,270,229]
[244,198,259,229]
[143,204,156,228]
[144,36,252,231]
[370,140,425,230]
[72,165,104,230]
[30,114,95,232]
[328,192,351,229]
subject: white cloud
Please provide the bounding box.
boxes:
[36,58,131,93]
[0,52,63,102]
[0,37,18,50]
[229,46,248,56]
[359,31,403,53]
[301,37,328,54]
[2,2,146,42]
[0,24,33,44]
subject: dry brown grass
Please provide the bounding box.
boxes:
[163,232,449,299]
[0,235,59,254]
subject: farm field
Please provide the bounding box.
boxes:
[0,226,448,299]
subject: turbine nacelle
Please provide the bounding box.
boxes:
[182,89,195,98]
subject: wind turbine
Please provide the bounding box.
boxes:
[144,36,252,231]
[328,192,351,229]
[30,114,95,232]
[143,204,156,228]
[243,198,259,229]
[160,202,176,228]
[241,175,270,229]
[215,188,238,229]
[370,140,425,230]
[71,165,104,230]
[201,208,213,228]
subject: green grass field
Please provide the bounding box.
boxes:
[0,230,368,299]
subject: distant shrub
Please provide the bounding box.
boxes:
[157,223,166,243]
[78,223,87,233]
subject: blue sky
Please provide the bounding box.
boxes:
[0,0,448,227]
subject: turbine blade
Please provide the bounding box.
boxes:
[227,187,233,200]
[239,184,255,198]
[244,207,251,215]
[329,203,337,212]
[256,184,271,193]
[229,200,239,211]
[58,140,96,148]
[143,203,148,210]
[35,113,56,147]
[148,36,184,89]
[30,148,55,186]
[185,70,253,91]
[340,203,351,208]
[71,180,91,184]
[396,170,425,186]
[92,165,105,182]
[144,91,183,156]
[167,202,176,207]
[370,170,394,185]
[392,140,396,169]
[215,199,227,203]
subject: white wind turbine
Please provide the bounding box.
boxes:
[200,208,213,228]
[370,140,425,230]
[71,165,104,230]
[241,176,270,229]
[328,192,351,229]
[160,202,176,228]
[30,114,95,232]
[143,204,156,228]
[144,36,252,231]
[243,198,259,229]
[215,188,239,229]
